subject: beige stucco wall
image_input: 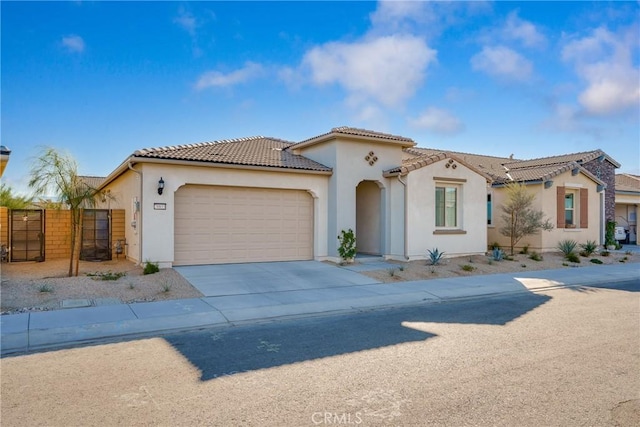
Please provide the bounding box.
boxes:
[96,168,142,263]
[404,158,488,259]
[487,171,602,253]
[299,139,405,260]
[100,163,330,267]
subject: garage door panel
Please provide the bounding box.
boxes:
[175,185,313,265]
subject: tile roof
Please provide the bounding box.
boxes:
[79,176,106,188]
[384,151,492,181]
[292,126,415,148]
[407,147,611,185]
[133,137,332,173]
[615,173,640,193]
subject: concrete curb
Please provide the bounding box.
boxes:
[1,263,638,355]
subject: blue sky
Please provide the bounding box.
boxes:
[2,1,639,196]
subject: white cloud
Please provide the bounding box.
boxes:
[174,8,198,36]
[195,62,264,90]
[61,35,85,53]
[369,0,491,39]
[562,26,640,115]
[471,45,533,81]
[503,11,546,48]
[409,107,464,134]
[302,35,437,108]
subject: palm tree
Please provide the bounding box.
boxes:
[28,147,99,276]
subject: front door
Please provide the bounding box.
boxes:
[355,181,382,255]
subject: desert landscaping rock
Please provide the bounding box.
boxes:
[1,259,203,315]
[0,250,637,316]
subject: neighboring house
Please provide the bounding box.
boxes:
[614,174,640,245]
[0,145,11,177]
[95,127,490,267]
[408,148,619,253]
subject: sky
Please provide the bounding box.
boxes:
[2,1,639,196]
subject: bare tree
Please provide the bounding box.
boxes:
[499,181,554,255]
[28,147,98,276]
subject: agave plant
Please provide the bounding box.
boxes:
[579,240,598,257]
[427,248,445,265]
[557,239,578,257]
[491,247,505,261]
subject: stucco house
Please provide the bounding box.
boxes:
[95,127,490,267]
[409,148,619,253]
[615,174,639,245]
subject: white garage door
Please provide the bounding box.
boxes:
[174,185,314,265]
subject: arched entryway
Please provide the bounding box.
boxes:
[356,180,382,255]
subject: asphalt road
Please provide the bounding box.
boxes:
[1,280,638,426]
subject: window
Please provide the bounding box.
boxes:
[436,186,457,227]
[565,193,574,226]
[557,186,588,229]
[487,193,492,225]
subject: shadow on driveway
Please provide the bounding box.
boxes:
[164,291,552,381]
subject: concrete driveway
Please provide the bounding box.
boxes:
[174,260,381,297]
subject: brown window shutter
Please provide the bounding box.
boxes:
[557,186,565,228]
[580,188,588,228]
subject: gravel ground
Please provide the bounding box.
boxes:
[360,249,638,283]
[1,249,636,315]
[0,258,203,314]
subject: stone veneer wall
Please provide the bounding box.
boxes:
[582,158,616,222]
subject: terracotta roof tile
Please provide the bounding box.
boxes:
[615,173,640,193]
[408,147,613,184]
[79,176,106,188]
[133,137,332,172]
[292,126,415,148]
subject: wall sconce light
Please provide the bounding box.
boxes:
[157,177,165,195]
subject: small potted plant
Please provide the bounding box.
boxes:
[337,228,357,264]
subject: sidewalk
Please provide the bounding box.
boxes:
[2,262,638,355]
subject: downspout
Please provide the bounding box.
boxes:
[128,161,143,265]
[397,174,409,260]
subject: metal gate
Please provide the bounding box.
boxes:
[10,209,45,262]
[81,209,111,261]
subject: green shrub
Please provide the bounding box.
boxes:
[605,220,616,247]
[490,242,501,250]
[38,284,54,293]
[143,260,160,275]
[579,240,598,256]
[461,264,475,272]
[557,239,578,256]
[565,252,581,263]
[337,229,357,261]
[519,244,530,255]
[87,271,125,281]
[529,252,543,261]
[427,248,445,266]
[590,258,603,264]
[521,264,527,268]
[600,250,610,257]
[160,280,172,293]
